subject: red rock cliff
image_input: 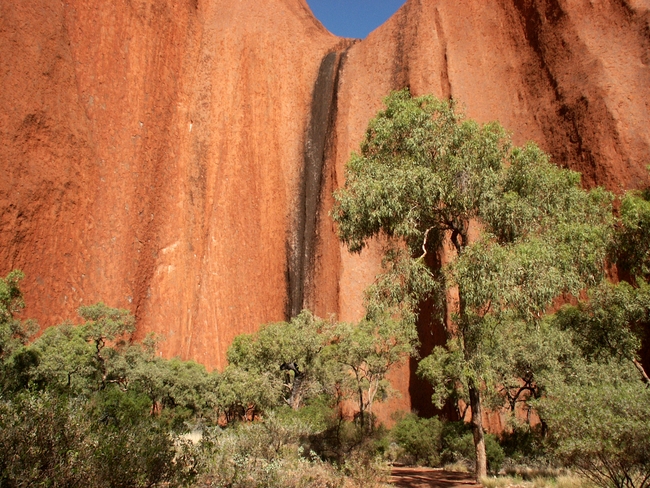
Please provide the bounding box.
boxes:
[0,0,340,368]
[1,0,649,402]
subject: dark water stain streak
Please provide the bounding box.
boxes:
[287,47,348,318]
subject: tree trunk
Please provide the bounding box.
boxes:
[358,384,366,430]
[457,273,486,480]
[456,236,485,479]
[633,358,650,385]
[469,383,487,480]
[288,372,304,410]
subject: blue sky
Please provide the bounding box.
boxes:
[305,0,407,39]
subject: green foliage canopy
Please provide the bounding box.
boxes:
[537,360,650,488]
[227,310,337,410]
[615,178,650,279]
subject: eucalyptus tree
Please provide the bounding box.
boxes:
[328,316,416,432]
[615,174,650,281]
[30,303,136,393]
[537,290,650,488]
[226,310,337,411]
[325,253,428,431]
[332,89,613,478]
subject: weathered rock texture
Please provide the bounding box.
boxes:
[1,0,649,415]
[0,0,341,368]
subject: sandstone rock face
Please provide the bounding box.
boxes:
[0,0,339,369]
[1,0,648,417]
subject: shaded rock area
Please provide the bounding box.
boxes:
[1,0,648,418]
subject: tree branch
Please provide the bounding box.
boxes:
[451,228,463,254]
[633,358,650,387]
[419,227,434,260]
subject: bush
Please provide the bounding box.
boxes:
[286,400,390,465]
[385,415,505,472]
[539,369,650,488]
[89,388,198,487]
[0,390,199,488]
[441,421,505,473]
[499,421,548,465]
[196,413,389,487]
[0,392,91,487]
[391,413,443,466]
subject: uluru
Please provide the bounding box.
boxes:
[1,0,649,417]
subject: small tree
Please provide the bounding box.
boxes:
[324,248,427,431]
[483,316,577,419]
[554,280,650,384]
[78,303,136,390]
[32,323,97,394]
[225,303,419,429]
[226,310,336,410]
[29,303,136,394]
[328,315,417,432]
[537,360,650,488]
[213,365,279,422]
[534,177,650,487]
[332,90,613,478]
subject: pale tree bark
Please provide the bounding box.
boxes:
[456,262,487,482]
[633,358,650,386]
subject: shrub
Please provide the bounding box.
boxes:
[0,390,199,488]
[196,413,389,487]
[499,421,548,465]
[441,421,505,473]
[538,368,650,488]
[89,388,198,487]
[391,413,443,466]
[0,392,91,487]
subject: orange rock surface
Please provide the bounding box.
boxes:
[1,0,340,369]
[1,0,648,418]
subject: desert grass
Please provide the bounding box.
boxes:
[444,460,472,473]
[481,473,593,488]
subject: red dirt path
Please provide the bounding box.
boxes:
[390,467,481,488]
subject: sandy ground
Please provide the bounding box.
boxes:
[390,467,481,488]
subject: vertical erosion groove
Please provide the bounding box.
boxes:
[391,6,410,90]
[288,51,340,318]
[511,0,605,185]
[433,8,452,100]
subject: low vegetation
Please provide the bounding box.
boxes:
[1,91,648,487]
